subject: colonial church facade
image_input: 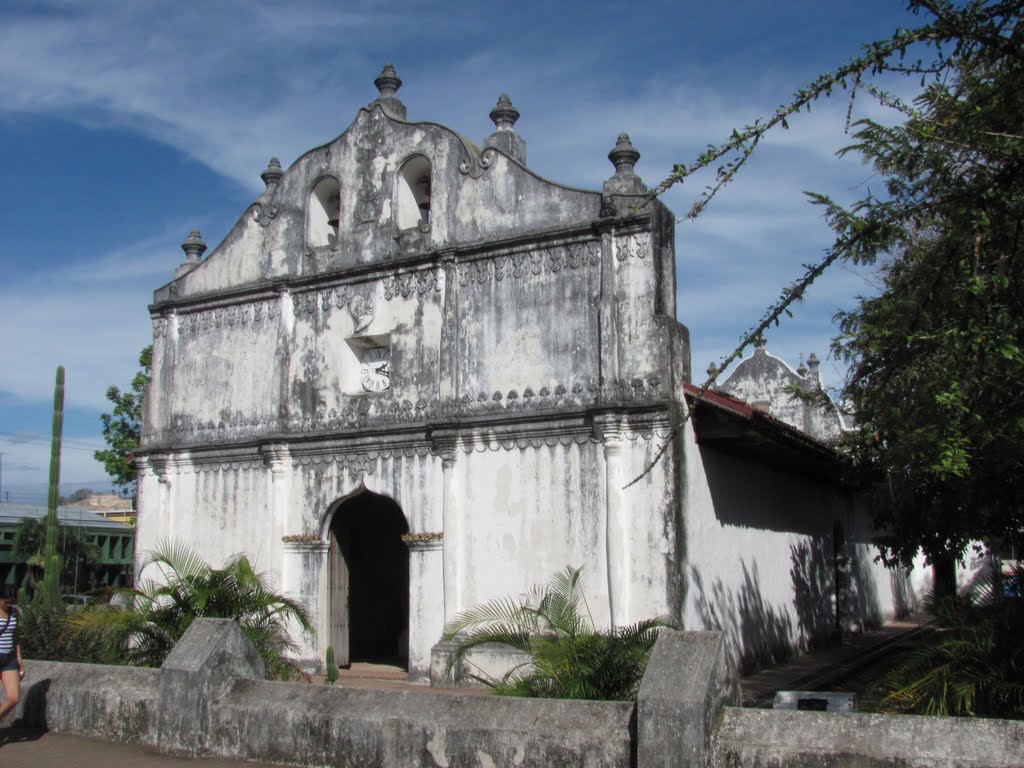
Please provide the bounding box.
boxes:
[136,66,913,679]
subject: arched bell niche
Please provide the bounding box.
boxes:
[307,176,341,247]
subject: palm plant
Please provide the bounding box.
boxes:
[67,541,312,677]
[443,566,671,701]
[873,565,1024,718]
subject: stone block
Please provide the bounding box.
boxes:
[637,630,739,768]
[773,690,856,713]
[156,618,264,756]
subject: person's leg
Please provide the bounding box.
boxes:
[0,667,21,721]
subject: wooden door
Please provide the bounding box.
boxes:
[328,529,349,666]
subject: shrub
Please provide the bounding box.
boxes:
[444,566,671,701]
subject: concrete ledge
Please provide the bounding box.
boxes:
[716,708,1024,767]
[5,660,159,747]
[207,679,635,767]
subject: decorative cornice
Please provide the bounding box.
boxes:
[261,443,291,474]
[138,406,672,473]
[282,539,329,554]
[143,376,669,447]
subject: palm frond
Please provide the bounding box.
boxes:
[444,566,674,700]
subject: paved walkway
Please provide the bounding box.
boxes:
[739,612,934,706]
[4,615,933,766]
[0,727,299,768]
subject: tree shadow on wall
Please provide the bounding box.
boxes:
[690,563,795,675]
[843,545,883,632]
[790,538,837,651]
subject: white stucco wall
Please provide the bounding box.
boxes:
[681,420,915,672]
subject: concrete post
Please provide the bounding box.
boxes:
[636,630,739,768]
[156,619,264,757]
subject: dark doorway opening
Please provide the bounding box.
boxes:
[327,490,409,667]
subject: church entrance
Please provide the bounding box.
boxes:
[327,490,410,667]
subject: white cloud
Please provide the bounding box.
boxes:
[0,0,921,497]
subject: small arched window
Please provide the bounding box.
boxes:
[308,176,341,247]
[396,156,431,230]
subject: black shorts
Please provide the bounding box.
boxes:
[0,653,18,673]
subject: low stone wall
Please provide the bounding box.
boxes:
[14,660,159,746]
[4,623,1023,767]
[715,708,1024,768]
[6,619,633,767]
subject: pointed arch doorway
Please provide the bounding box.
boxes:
[327,489,410,667]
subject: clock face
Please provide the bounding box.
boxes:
[360,347,391,392]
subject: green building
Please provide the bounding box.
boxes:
[0,502,134,592]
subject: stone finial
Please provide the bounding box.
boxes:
[797,355,808,377]
[484,93,527,165]
[807,352,821,383]
[706,362,719,379]
[260,157,283,190]
[370,64,407,119]
[181,229,207,263]
[753,336,767,352]
[489,93,520,131]
[603,133,645,195]
[175,228,207,279]
[374,63,402,98]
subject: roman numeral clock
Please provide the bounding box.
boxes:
[360,346,391,392]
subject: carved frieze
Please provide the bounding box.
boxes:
[614,233,649,262]
[382,270,439,300]
[457,241,600,286]
[178,299,280,336]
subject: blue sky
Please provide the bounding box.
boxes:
[0,0,921,502]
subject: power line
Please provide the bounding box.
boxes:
[0,432,104,452]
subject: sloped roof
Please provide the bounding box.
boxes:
[0,503,133,533]
[684,384,851,486]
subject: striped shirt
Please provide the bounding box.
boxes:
[0,610,18,654]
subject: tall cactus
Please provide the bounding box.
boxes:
[40,365,65,605]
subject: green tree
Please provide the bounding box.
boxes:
[67,542,313,678]
[443,566,670,701]
[12,517,100,591]
[874,569,1024,717]
[653,0,1024,569]
[95,346,151,498]
[826,6,1024,570]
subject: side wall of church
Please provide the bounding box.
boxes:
[680,422,915,673]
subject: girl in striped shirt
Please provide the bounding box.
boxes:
[0,586,24,723]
